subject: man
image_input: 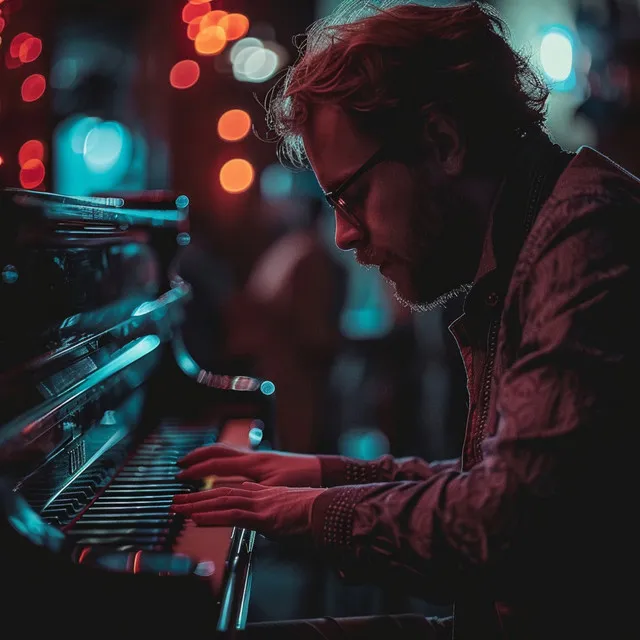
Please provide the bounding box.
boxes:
[172,2,637,638]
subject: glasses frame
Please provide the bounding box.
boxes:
[322,146,388,228]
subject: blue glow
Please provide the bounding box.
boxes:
[54,115,142,196]
[177,232,191,246]
[2,265,19,284]
[338,428,389,460]
[260,380,276,396]
[248,426,264,447]
[175,194,189,209]
[260,164,294,200]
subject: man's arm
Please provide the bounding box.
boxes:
[311,203,634,591]
[317,454,460,487]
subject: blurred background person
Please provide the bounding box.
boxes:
[223,196,348,453]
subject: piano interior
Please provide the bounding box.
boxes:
[0,188,273,636]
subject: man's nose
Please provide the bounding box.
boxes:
[334,212,362,251]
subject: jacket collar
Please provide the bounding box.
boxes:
[461,130,574,319]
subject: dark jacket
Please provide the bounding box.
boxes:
[311,132,638,639]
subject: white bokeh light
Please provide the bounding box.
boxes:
[540,29,573,82]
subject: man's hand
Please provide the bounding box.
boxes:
[171,482,326,537]
[176,443,322,488]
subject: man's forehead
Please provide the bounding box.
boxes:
[303,104,378,191]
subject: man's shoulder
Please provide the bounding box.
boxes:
[511,145,638,288]
[550,145,640,208]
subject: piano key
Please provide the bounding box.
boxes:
[72,518,177,528]
[65,528,169,537]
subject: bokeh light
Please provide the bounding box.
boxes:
[187,18,202,40]
[219,14,250,41]
[83,121,131,173]
[219,159,255,194]
[195,25,226,56]
[200,10,227,31]
[9,32,31,58]
[217,109,252,142]
[19,158,45,189]
[21,74,46,102]
[540,27,574,83]
[18,139,45,167]
[170,59,200,89]
[18,36,42,63]
[182,2,210,24]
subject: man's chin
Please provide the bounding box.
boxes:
[388,278,470,312]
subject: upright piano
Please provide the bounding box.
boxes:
[0,188,274,636]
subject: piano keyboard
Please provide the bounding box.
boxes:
[23,417,258,629]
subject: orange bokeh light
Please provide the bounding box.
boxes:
[18,139,45,166]
[169,59,200,89]
[18,36,42,63]
[182,2,210,24]
[217,109,252,142]
[218,14,250,41]
[195,25,226,56]
[20,158,45,189]
[220,159,255,194]
[200,10,227,30]
[10,32,32,58]
[21,74,46,102]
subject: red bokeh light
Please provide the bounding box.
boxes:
[169,59,200,89]
[182,2,210,24]
[9,32,31,58]
[21,74,46,102]
[19,158,45,189]
[18,36,42,63]
[18,139,45,167]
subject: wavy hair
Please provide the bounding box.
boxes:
[265,0,549,169]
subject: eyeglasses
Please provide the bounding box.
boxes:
[322,146,388,229]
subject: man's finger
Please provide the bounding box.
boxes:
[172,494,256,512]
[177,443,246,467]
[176,457,255,481]
[239,481,269,492]
[174,486,251,504]
[192,509,260,529]
[200,475,252,489]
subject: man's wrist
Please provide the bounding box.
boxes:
[317,455,382,487]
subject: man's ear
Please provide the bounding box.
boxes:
[422,110,466,177]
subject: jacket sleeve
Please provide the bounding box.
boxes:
[317,454,460,487]
[310,203,634,599]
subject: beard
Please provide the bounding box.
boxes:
[388,176,484,312]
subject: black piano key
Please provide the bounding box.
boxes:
[76,512,176,522]
[90,501,174,508]
[66,527,169,537]
[70,535,166,546]
[71,518,177,528]
[83,508,171,516]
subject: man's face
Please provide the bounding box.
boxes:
[303,105,483,311]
